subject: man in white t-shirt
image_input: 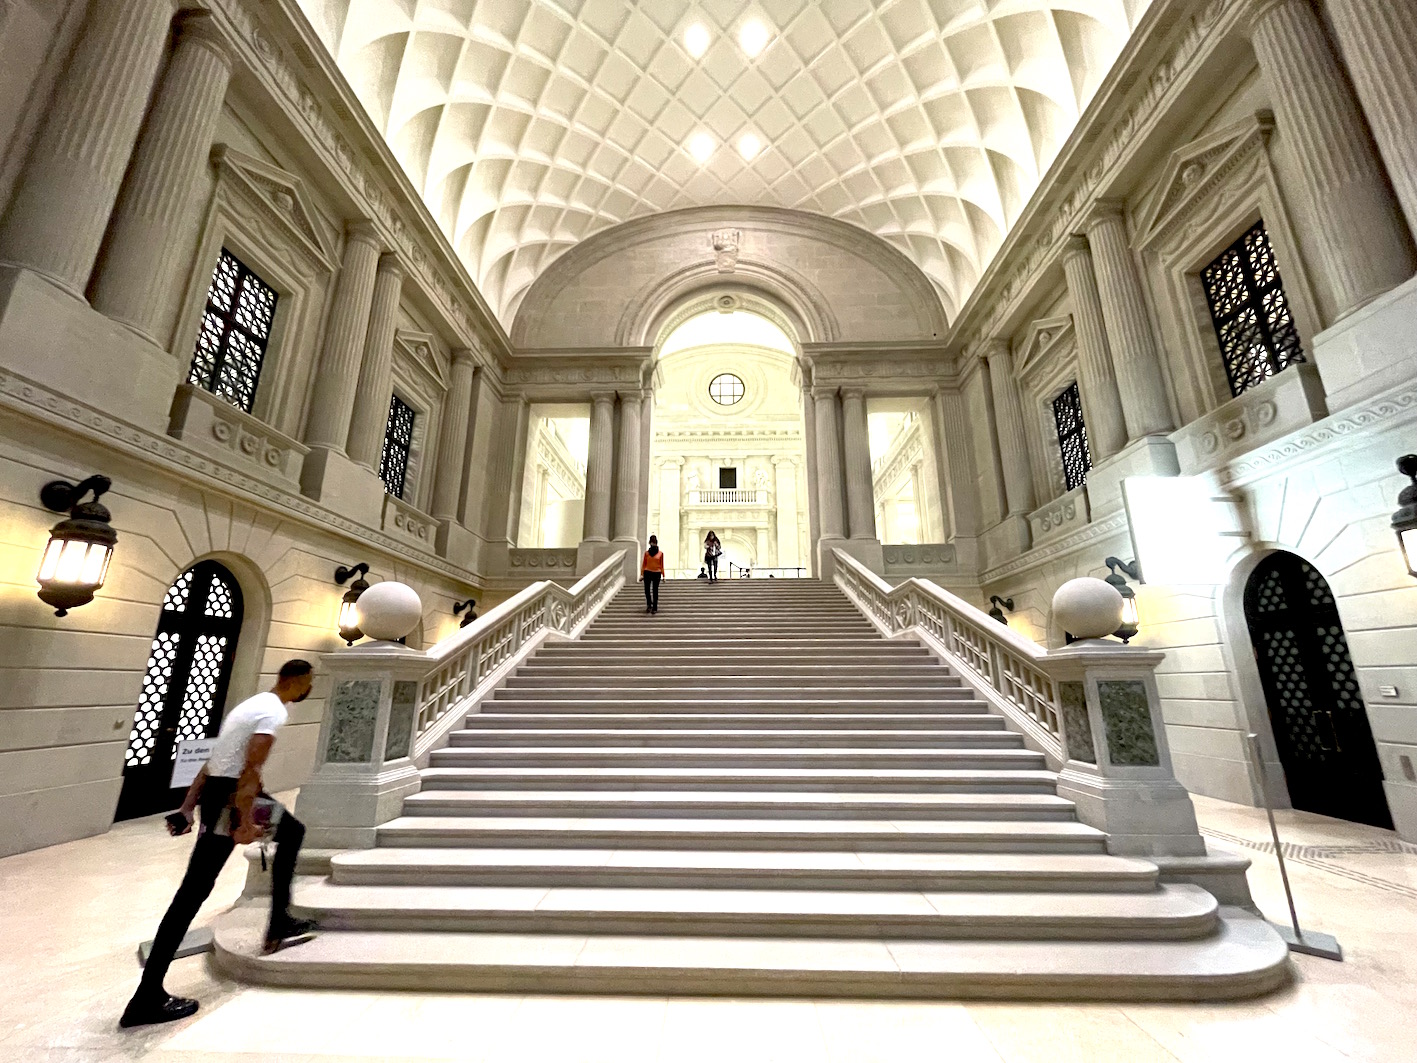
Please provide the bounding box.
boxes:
[121,660,316,1029]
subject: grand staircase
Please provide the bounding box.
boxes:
[217,579,1289,998]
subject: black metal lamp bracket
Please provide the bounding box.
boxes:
[41,475,111,513]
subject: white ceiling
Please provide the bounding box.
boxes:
[297,0,1151,332]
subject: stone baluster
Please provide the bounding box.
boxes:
[0,0,176,297]
[982,342,1036,517]
[431,349,477,521]
[1248,0,1415,318]
[88,12,232,343]
[345,254,406,471]
[304,222,383,451]
[840,388,877,540]
[613,393,643,542]
[1061,236,1128,462]
[1082,205,1175,440]
[582,392,615,542]
[813,389,847,540]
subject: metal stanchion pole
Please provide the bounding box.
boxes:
[1246,733,1343,960]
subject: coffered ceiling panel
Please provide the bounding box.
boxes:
[297,0,1151,331]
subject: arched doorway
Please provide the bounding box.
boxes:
[1244,552,1391,828]
[116,561,244,820]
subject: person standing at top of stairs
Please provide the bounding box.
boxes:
[704,531,721,583]
[642,536,665,614]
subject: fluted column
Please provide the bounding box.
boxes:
[303,222,383,451]
[1083,205,1174,440]
[1062,236,1127,462]
[982,342,1036,517]
[1249,0,1415,318]
[813,388,847,539]
[0,0,175,296]
[839,388,877,539]
[345,254,406,470]
[1323,0,1417,241]
[613,393,643,541]
[933,387,979,538]
[582,392,615,542]
[89,12,233,342]
[431,349,477,520]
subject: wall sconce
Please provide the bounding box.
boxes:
[335,563,370,645]
[1392,455,1417,578]
[987,596,1014,625]
[1104,557,1142,643]
[37,476,117,617]
[453,598,478,628]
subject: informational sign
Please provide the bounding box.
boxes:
[170,739,215,789]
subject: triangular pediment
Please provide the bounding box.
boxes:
[1015,315,1075,379]
[394,330,448,391]
[211,145,335,267]
[1137,112,1275,244]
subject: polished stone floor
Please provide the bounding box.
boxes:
[1,793,1413,1063]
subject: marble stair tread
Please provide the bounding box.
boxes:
[458,713,1005,730]
[477,700,991,714]
[428,748,1045,770]
[416,765,1060,792]
[377,815,1104,850]
[290,882,1218,939]
[493,686,970,699]
[212,908,1288,1000]
[446,729,1022,748]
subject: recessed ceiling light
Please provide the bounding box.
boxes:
[739,18,770,58]
[689,132,716,163]
[738,132,762,161]
[684,22,710,59]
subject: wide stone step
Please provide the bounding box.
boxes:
[416,766,1059,793]
[531,651,934,664]
[292,882,1219,940]
[397,792,1079,824]
[478,698,990,714]
[213,908,1290,1000]
[575,637,904,649]
[459,713,1006,732]
[429,747,1045,771]
[503,674,958,690]
[512,663,953,678]
[492,686,969,702]
[330,848,1146,892]
[379,816,1105,856]
[447,729,1023,749]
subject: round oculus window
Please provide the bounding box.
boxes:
[709,373,745,406]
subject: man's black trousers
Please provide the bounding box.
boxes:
[643,571,661,611]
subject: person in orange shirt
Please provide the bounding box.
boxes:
[641,535,666,614]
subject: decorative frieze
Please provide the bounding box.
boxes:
[1172,364,1327,475]
[508,549,579,574]
[1027,486,1091,549]
[382,494,436,549]
[167,382,307,491]
[882,544,958,571]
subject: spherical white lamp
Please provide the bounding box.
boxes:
[355,581,423,642]
[1053,577,1124,641]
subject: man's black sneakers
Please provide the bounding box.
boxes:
[119,992,199,1029]
[263,917,318,955]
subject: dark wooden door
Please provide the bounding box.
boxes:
[116,561,243,820]
[1244,553,1391,828]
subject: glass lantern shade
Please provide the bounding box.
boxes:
[338,580,368,645]
[1400,525,1417,579]
[1395,456,1417,578]
[36,508,117,616]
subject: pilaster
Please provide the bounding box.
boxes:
[612,392,643,546]
[839,387,877,540]
[1061,236,1127,462]
[345,254,406,471]
[431,349,476,523]
[303,221,383,452]
[582,391,615,542]
[981,341,1036,518]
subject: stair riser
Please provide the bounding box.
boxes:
[493,686,965,700]
[446,733,1022,749]
[460,715,1007,732]
[416,776,1058,794]
[529,653,933,664]
[510,668,953,680]
[395,802,1077,822]
[429,752,1046,770]
[371,831,1102,854]
[478,702,990,715]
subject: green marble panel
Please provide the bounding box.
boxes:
[1098,679,1160,766]
[326,678,380,763]
[1059,680,1095,763]
[384,680,418,761]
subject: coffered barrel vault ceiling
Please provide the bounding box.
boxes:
[296,0,1152,331]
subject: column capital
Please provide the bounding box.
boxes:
[772,455,797,468]
[590,390,617,406]
[1062,234,1093,262]
[375,251,406,280]
[345,219,383,250]
[977,338,1012,366]
[839,386,866,402]
[1080,199,1128,233]
[173,10,235,68]
[1243,0,1293,33]
[810,386,839,401]
[661,457,685,469]
[450,346,477,366]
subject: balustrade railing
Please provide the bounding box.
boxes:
[686,489,767,505]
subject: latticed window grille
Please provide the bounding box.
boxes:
[1052,382,1091,492]
[1201,221,1304,397]
[187,249,277,413]
[380,395,416,498]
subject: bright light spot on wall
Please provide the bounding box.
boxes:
[688,132,716,163]
[1123,476,1243,586]
[684,22,711,59]
[659,310,795,358]
[738,132,762,161]
[739,18,770,58]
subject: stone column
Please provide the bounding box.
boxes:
[813,388,846,540]
[304,222,383,451]
[0,0,175,297]
[840,388,877,540]
[1248,0,1415,317]
[1062,236,1127,462]
[613,393,643,542]
[345,254,406,471]
[933,387,978,539]
[582,392,615,542]
[88,12,232,343]
[431,349,477,521]
[982,342,1036,517]
[1082,205,1174,439]
[504,399,532,543]
[1324,0,1417,239]
[774,457,799,569]
[657,458,682,572]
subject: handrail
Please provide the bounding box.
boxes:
[411,549,626,759]
[831,548,1065,762]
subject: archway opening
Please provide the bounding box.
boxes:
[1243,551,1392,828]
[867,397,948,545]
[515,403,590,549]
[648,306,811,578]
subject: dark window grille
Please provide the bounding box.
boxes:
[187,249,277,413]
[380,395,416,498]
[1201,221,1304,397]
[1052,381,1091,492]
